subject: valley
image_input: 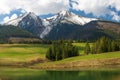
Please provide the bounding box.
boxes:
[1,0,120,80]
[0,11,120,79]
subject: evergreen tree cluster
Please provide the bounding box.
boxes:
[84,37,120,54]
[84,42,91,55]
[92,37,120,54]
[46,41,79,61]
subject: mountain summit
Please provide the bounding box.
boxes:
[5,10,120,40]
[44,10,97,26]
[5,12,45,37]
[41,10,98,38]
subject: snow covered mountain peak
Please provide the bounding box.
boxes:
[45,10,98,26]
[5,12,45,37]
[58,10,98,25]
[19,12,37,18]
[40,10,98,38]
[4,10,98,39]
[26,12,38,20]
[5,12,39,26]
[58,10,72,17]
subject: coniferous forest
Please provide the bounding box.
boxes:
[46,41,79,61]
[84,37,120,54]
[92,37,120,54]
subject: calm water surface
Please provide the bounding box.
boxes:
[0,69,120,80]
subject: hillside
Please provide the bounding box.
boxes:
[0,43,119,69]
[44,21,120,40]
[32,51,120,69]
[0,25,37,43]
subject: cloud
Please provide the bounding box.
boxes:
[71,0,120,21]
[0,0,70,15]
[71,0,111,17]
[3,14,18,23]
[112,15,120,21]
[0,0,120,22]
[21,10,26,14]
[111,11,120,21]
[0,0,119,17]
[109,0,120,11]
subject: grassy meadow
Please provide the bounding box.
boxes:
[0,44,49,66]
[0,43,120,68]
[32,51,120,68]
[0,43,88,64]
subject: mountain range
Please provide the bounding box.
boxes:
[4,10,120,41]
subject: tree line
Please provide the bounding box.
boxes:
[84,37,120,54]
[46,37,120,61]
[46,41,79,61]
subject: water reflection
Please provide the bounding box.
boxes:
[0,70,120,80]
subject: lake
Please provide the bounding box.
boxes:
[0,68,120,80]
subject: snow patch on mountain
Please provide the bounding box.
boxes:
[5,12,40,26]
[5,13,29,26]
[45,10,97,26]
[40,19,52,38]
[65,14,97,25]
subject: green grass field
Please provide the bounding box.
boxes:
[33,51,120,68]
[62,51,120,62]
[73,43,93,54]
[0,44,49,65]
[0,43,88,63]
[0,43,120,68]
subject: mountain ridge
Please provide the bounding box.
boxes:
[4,10,120,41]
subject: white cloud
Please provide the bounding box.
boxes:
[111,11,120,21]
[71,0,112,17]
[0,0,70,15]
[3,14,18,23]
[71,0,120,21]
[0,0,119,17]
[21,10,26,14]
[112,15,120,21]
[109,0,120,11]
[0,0,120,22]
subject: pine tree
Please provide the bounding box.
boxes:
[92,36,120,54]
[84,42,91,55]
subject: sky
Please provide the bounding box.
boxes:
[0,0,120,24]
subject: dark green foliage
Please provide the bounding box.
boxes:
[46,41,79,61]
[0,25,37,43]
[84,42,91,55]
[92,37,120,54]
